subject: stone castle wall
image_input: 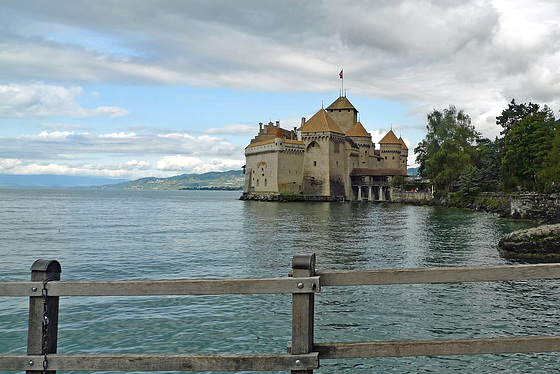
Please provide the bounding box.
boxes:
[391,190,434,203]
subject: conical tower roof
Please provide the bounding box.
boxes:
[299,109,344,134]
[379,129,401,144]
[345,121,370,137]
[326,96,357,111]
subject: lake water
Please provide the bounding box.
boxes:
[1,188,559,373]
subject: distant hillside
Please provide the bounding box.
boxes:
[104,169,245,190]
[407,167,419,176]
[0,174,130,188]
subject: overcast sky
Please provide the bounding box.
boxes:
[2,0,560,179]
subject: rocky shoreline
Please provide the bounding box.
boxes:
[498,224,560,262]
[428,192,560,224]
[424,192,560,261]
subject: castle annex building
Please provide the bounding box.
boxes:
[242,96,408,201]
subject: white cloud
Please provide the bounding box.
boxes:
[35,131,77,139]
[0,159,23,170]
[156,155,244,173]
[99,132,136,138]
[2,131,242,160]
[0,160,128,177]
[157,155,203,171]
[0,83,129,118]
[126,159,150,169]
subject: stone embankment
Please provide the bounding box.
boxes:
[239,193,334,202]
[390,190,433,204]
[431,192,560,224]
[240,191,560,224]
[498,224,560,261]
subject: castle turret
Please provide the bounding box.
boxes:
[379,130,402,171]
[399,137,408,170]
[274,128,284,151]
[325,96,358,134]
[346,121,373,167]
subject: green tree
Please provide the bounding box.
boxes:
[390,175,406,189]
[501,105,556,191]
[459,164,481,195]
[415,105,481,191]
[540,120,560,191]
[496,99,540,136]
[472,137,500,192]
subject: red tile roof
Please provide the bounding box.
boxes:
[299,109,344,134]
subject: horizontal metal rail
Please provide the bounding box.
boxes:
[317,263,560,286]
[313,336,560,358]
[0,276,320,297]
[0,353,319,372]
[4,263,559,297]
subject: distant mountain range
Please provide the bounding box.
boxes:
[0,170,245,189]
[0,174,130,188]
[1,168,418,189]
[103,169,245,190]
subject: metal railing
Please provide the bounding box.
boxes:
[2,255,560,373]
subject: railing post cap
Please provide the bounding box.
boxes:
[292,253,316,270]
[30,259,62,273]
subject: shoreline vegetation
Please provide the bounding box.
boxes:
[409,100,560,262]
[417,191,560,224]
[409,191,560,262]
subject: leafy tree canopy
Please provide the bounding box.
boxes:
[415,105,480,191]
[496,99,541,136]
[500,102,556,191]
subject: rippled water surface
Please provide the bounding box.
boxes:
[1,188,558,373]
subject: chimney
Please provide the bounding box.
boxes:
[259,122,263,132]
[301,117,306,127]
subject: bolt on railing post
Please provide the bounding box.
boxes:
[291,253,316,374]
[27,260,61,374]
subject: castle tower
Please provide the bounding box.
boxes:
[378,130,403,170]
[399,137,409,172]
[274,128,284,151]
[325,96,358,134]
[345,121,373,168]
[299,109,346,197]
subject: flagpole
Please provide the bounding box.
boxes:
[339,69,344,97]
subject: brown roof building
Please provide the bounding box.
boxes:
[243,96,408,201]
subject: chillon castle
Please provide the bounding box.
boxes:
[241,96,408,201]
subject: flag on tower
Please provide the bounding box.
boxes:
[339,70,343,79]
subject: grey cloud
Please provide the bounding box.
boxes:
[2,0,560,141]
[0,132,242,160]
[0,83,129,118]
